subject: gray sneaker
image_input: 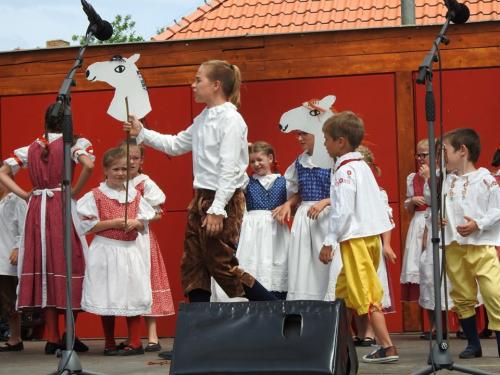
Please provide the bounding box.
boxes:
[362,345,399,363]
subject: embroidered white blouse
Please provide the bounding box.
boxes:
[442,168,500,246]
[324,152,394,246]
[136,102,248,217]
[76,182,156,234]
[3,133,95,174]
[0,193,27,276]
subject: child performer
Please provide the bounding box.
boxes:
[77,147,155,356]
[236,141,290,299]
[320,111,398,363]
[441,128,500,358]
[125,140,174,352]
[0,178,27,352]
[273,131,340,301]
[124,60,276,302]
[0,103,94,354]
[401,139,430,305]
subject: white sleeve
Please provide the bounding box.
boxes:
[284,161,298,199]
[207,118,247,217]
[380,188,394,224]
[404,173,415,209]
[143,178,166,209]
[136,126,193,156]
[324,167,356,246]
[475,181,500,231]
[71,137,95,163]
[76,192,99,234]
[11,197,27,249]
[3,146,29,175]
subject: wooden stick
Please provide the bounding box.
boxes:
[124,97,130,226]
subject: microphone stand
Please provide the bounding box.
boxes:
[411,11,494,375]
[48,28,106,375]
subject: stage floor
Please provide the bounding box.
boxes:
[1,334,498,374]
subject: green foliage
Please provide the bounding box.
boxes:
[72,14,145,45]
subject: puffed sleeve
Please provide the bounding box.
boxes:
[143,177,166,210]
[404,173,416,209]
[76,192,99,234]
[284,161,298,199]
[71,137,95,163]
[10,196,27,249]
[3,146,29,175]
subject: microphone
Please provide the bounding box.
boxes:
[81,0,113,41]
[444,0,470,24]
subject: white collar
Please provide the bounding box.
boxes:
[298,152,318,169]
[99,182,137,203]
[334,151,363,171]
[204,102,236,120]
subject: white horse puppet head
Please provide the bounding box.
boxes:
[279,95,336,169]
[86,54,151,122]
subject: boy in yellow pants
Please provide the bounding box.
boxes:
[319,111,397,363]
[442,128,500,358]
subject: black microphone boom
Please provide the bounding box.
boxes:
[81,0,113,41]
[444,0,470,24]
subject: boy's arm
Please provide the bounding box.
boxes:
[132,116,193,156]
[472,181,500,232]
[323,167,356,246]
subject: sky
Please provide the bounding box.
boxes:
[0,0,206,52]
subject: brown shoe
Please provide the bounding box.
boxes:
[362,345,399,363]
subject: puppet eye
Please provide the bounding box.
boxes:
[114,65,126,73]
[309,109,320,116]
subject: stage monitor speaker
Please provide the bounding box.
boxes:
[170,299,358,375]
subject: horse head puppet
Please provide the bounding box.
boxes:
[86,54,151,121]
[279,95,336,169]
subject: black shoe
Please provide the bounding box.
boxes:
[103,347,119,356]
[61,333,89,352]
[459,345,482,359]
[0,342,24,352]
[45,341,64,355]
[116,341,127,350]
[117,345,144,356]
[360,337,376,347]
[145,342,162,352]
[158,350,173,360]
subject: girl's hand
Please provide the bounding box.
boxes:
[123,114,143,137]
[272,203,292,225]
[411,196,426,206]
[319,245,334,264]
[202,214,224,237]
[307,199,329,220]
[9,248,19,266]
[125,219,144,232]
[419,164,430,180]
[112,218,126,230]
[456,216,478,237]
[383,244,397,264]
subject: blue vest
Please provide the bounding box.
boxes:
[296,159,331,201]
[246,176,287,211]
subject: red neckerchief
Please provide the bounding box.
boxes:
[336,158,363,171]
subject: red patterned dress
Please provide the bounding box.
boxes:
[3,134,94,310]
[77,183,155,316]
[133,174,174,317]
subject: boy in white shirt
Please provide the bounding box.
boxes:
[0,179,27,352]
[319,111,398,363]
[442,128,500,358]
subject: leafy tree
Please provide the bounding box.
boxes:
[72,14,145,45]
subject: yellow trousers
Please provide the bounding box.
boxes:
[335,235,383,315]
[445,241,500,331]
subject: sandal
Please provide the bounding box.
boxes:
[0,342,24,352]
[352,336,362,347]
[145,342,162,352]
[118,345,144,356]
[360,337,376,347]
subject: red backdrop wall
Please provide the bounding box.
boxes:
[0,67,497,337]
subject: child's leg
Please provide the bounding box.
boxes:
[188,289,211,302]
[7,312,21,345]
[126,316,142,349]
[242,280,277,301]
[100,316,116,350]
[44,307,60,344]
[145,317,158,344]
[370,310,393,348]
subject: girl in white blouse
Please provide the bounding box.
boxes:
[124,60,276,302]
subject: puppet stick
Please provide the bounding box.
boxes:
[124,97,131,227]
